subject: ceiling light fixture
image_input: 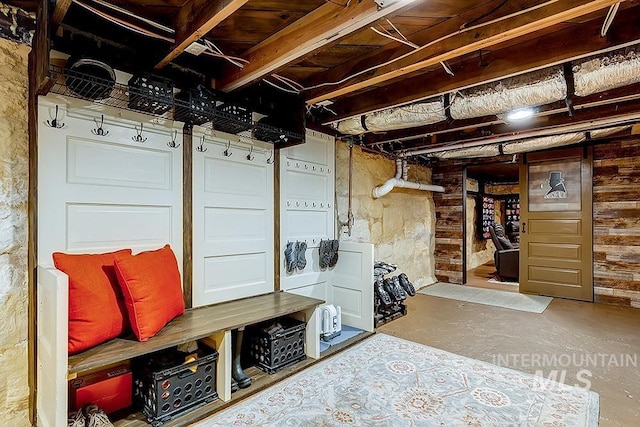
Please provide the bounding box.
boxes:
[506,107,536,121]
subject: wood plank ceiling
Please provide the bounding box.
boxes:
[12,0,640,158]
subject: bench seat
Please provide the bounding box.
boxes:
[68,291,324,376]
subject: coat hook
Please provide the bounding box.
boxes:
[168,130,180,148]
[46,105,65,129]
[132,123,147,143]
[223,141,232,157]
[266,150,274,164]
[196,135,207,152]
[246,146,254,161]
[92,115,109,136]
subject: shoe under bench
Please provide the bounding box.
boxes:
[37,266,327,427]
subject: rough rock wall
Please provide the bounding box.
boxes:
[0,38,30,426]
[335,143,437,288]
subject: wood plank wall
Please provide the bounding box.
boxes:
[593,138,640,308]
[432,164,465,284]
[431,145,640,309]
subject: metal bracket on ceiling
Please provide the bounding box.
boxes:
[563,62,576,117]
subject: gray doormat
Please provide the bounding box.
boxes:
[418,283,552,313]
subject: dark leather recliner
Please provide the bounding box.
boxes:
[489,224,519,281]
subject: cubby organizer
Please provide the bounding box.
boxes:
[47,65,304,148]
[479,196,495,239]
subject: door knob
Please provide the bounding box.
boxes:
[522,222,526,233]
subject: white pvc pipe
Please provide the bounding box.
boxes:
[372,159,445,198]
[372,178,445,198]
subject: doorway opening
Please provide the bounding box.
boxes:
[464,162,520,293]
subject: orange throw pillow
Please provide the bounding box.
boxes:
[114,245,185,341]
[53,249,132,355]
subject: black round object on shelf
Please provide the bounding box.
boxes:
[65,57,116,101]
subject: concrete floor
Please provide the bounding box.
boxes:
[378,292,640,426]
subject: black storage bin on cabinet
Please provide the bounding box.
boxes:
[212,103,252,134]
[133,347,218,426]
[174,86,217,125]
[128,74,173,115]
[245,317,306,374]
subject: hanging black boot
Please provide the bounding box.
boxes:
[232,329,252,389]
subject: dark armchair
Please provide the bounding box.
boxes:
[489,224,519,281]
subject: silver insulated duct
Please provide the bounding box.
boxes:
[336,100,445,135]
[449,68,567,120]
[573,49,640,97]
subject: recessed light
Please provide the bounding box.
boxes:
[506,108,535,121]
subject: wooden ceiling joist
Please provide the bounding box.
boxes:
[305,0,624,106]
[155,0,249,69]
[51,0,72,31]
[327,10,640,122]
[218,0,414,92]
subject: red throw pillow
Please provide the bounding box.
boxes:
[114,245,185,341]
[53,249,132,355]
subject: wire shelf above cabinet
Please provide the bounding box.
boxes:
[47,65,304,148]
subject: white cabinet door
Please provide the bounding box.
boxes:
[36,267,68,427]
[329,242,375,332]
[192,135,274,306]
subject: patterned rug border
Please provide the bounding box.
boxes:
[195,333,599,426]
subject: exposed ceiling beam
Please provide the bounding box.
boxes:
[51,0,72,31]
[155,0,249,69]
[305,0,623,106]
[303,0,548,105]
[399,97,640,154]
[324,8,640,123]
[218,0,415,92]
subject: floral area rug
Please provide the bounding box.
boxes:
[196,333,599,426]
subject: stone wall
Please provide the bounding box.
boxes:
[593,139,640,308]
[0,37,30,425]
[335,143,437,288]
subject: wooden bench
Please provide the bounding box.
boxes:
[37,266,325,427]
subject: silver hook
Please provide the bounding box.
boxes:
[266,149,274,164]
[132,123,147,143]
[223,141,232,157]
[196,135,207,152]
[246,145,254,161]
[168,130,180,148]
[46,105,65,129]
[92,115,109,136]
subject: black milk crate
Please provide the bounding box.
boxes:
[128,74,173,115]
[212,103,252,134]
[133,347,218,426]
[245,317,306,374]
[174,86,217,125]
